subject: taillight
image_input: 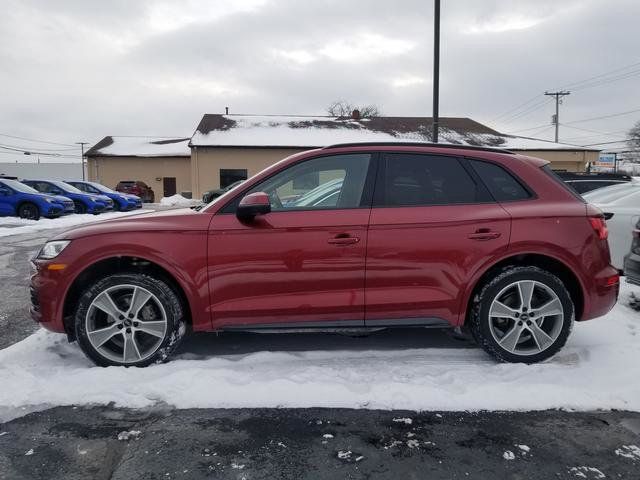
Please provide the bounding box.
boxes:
[589,217,608,240]
[633,229,640,254]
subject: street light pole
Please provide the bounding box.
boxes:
[432,0,440,143]
[76,142,88,180]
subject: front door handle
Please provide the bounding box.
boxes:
[468,229,501,241]
[328,234,360,245]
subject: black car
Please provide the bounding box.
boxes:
[554,171,632,194]
[202,180,244,203]
[624,218,640,286]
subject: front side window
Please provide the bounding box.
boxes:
[224,154,371,212]
[379,154,485,206]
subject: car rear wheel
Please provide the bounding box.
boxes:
[18,202,40,220]
[470,266,574,363]
[75,273,186,367]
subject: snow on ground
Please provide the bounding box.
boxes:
[159,194,199,207]
[0,283,638,421]
[0,210,152,238]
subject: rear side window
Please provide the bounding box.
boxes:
[378,154,489,206]
[469,160,531,202]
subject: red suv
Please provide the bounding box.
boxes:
[30,143,619,367]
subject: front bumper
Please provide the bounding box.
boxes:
[624,252,640,286]
[29,260,68,333]
[43,205,63,217]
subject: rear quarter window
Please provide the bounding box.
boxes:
[469,160,531,202]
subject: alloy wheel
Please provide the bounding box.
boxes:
[488,280,564,356]
[85,284,168,364]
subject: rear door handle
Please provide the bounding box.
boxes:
[468,229,501,241]
[328,234,360,245]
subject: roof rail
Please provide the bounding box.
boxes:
[322,141,514,154]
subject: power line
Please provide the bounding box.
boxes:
[0,132,74,147]
[579,139,632,147]
[557,60,640,90]
[563,107,640,125]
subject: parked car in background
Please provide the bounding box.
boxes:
[624,218,640,285]
[0,178,72,220]
[555,171,632,194]
[31,143,619,367]
[202,180,244,203]
[23,179,113,214]
[583,181,640,270]
[116,180,155,203]
[66,180,142,211]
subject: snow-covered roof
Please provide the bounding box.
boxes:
[86,136,191,157]
[190,114,599,151]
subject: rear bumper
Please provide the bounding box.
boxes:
[624,252,640,286]
[580,264,620,321]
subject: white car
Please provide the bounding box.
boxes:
[583,180,640,270]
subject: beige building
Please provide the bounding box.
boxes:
[85,137,191,197]
[86,114,600,200]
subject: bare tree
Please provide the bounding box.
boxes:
[627,121,640,162]
[327,100,380,117]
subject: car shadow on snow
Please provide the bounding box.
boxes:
[174,327,475,360]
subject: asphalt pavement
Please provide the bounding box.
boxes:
[1,220,639,479]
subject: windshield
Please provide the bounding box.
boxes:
[84,181,115,193]
[583,183,638,203]
[49,180,84,194]
[0,179,40,194]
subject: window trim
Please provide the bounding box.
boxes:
[372,152,494,208]
[466,157,536,203]
[217,152,378,215]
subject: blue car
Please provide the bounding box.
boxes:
[66,180,141,211]
[22,179,113,214]
[0,178,73,220]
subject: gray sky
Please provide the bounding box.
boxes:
[1,0,639,162]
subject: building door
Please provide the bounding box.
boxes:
[163,177,177,197]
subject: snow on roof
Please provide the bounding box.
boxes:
[190,114,598,151]
[85,136,191,157]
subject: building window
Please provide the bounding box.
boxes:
[220,169,248,188]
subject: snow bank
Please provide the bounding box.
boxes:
[159,194,197,207]
[0,210,152,238]
[0,282,639,421]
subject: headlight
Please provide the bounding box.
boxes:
[38,240,71,259]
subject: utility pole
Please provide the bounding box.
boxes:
[76,142,88,180]
[431,0,440,143]
[544,91,570,142]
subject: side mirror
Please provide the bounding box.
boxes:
[237,192,271,220]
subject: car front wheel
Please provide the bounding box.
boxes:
[75,273,186,367]
[18,202,40,220]
[470,266,574,363]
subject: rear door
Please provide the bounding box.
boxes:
[364,153,512,327]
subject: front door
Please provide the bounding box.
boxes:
[207,153,374,328]
[365,152,511,326]
[163,177,177,197]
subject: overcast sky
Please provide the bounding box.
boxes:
[1,0,639,162]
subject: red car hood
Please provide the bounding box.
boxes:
[53,208,211,240]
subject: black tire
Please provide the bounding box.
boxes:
[469,266,574,364]
[74,201,87,214]
[75,273,186,367]
[18,202,40,220]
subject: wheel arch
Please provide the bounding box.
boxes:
[62,255,194,338]
[463,253,585,325]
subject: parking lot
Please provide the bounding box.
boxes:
[1,210,640,478]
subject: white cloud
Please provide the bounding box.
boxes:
[464,13,546,34]
[392,75,428,88]
[319,33,415,62]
